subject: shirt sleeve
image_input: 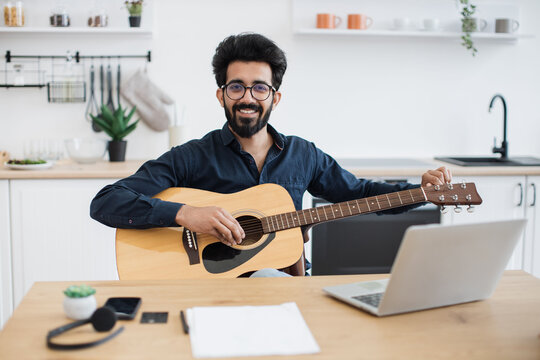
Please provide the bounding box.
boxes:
[90,146,191,229]
[306,143,424,214]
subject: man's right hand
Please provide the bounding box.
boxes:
[175,205,245,247]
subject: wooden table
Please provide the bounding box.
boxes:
[1,271,539,359]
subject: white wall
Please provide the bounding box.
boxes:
[1,0,539,161]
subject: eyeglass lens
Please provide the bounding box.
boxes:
[226,83,272,101]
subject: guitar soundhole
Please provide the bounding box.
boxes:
[236,215,263,246]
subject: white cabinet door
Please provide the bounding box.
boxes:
[0,180,12,329]
[449,176,527,270]
[524,176,539,278]
[10,179,119,308]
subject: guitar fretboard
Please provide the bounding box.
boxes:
[261,187,426,233]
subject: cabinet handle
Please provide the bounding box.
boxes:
[530,183,536,207]
[517,183,523,207]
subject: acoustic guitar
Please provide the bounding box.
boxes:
[116,182,482,279]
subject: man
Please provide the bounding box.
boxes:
[90,33,451,276]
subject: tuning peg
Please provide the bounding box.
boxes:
[440,205,449,214]
[454,205,462,213]
[434,185,440,191]
[467,205,475,213]
[461,181,467,189]
[447,183,453,190]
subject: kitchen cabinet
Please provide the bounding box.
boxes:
[449,176,530,270]
[0,180,12,330]
[524,176,539,277]
[9,179,119,309]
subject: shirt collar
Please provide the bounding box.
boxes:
[220,123,285,150]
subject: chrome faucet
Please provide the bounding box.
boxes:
[489,94,508,159]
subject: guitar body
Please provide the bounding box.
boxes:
[116,184,304,279]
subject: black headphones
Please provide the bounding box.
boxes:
[46,307,124,350]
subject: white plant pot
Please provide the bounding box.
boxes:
[63,295,97,320]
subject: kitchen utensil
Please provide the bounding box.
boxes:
[117,63,121,107]
[85,65,101,132]
[106,64,114,111]
[100,64,104,107]
[64,138,107,164]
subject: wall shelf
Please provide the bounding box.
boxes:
[0,27,153,37]
[295,29,534,42]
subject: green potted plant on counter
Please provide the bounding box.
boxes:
[91,105,139,162]
[124,0,143,27]
[63,285,97,320]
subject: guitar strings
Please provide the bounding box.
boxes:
[234,191,425,232]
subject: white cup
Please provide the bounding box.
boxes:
[423,18,440,31]
[393,17,411,30]
[169,125,188,148]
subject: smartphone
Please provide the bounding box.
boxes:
[104,297,142,320]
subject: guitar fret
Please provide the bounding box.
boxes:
[355,200,361,214]
[347,201,352,215]
[284,213,290,229]
[338,203,344,217]
[323,206,328,221]
[375,196,381,209]
[386,194,391,208]
[408,189,415,203]
[397,192,403,205]
[302,210,308,225]
[291,213,296,227]
[366,198,371,211]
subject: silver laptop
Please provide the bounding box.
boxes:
[323,219,526,316]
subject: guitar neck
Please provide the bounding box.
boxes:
[261,187,427,233]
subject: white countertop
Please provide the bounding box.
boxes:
[1,158,540,180]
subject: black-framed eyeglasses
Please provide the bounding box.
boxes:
[222,82,276,101]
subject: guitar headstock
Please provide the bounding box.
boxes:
[423,182,483,206]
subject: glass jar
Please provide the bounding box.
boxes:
[87,7,108,27]
[50,6,70,27]
[4,1,25,27]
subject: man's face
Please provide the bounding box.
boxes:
[216,61,281,138]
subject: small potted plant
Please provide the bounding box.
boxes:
[91,105,139,162]
[63,285,97,320]
[124,0,143,28]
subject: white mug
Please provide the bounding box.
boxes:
[393,17,411,30]
[423,18,440,31]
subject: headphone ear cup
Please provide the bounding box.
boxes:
[90,306,117,332]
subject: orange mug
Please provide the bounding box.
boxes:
[316,13,342,29]
[348,14,373,30]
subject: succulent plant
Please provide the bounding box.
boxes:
[125,1,143,16]
[91,105,140,141]
[63,285,96,298]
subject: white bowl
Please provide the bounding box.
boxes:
[65,138,108,164]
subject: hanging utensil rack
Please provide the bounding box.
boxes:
[0,50,151,88]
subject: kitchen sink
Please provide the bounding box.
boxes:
[435,156,540,167]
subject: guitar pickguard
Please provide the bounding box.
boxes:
[201,232,276,274]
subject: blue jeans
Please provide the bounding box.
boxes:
[249,268,292,278]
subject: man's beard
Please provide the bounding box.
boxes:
[224,102,273,138]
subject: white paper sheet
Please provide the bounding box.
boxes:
[186,302,320,358]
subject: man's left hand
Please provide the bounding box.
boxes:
[421,166,452,187]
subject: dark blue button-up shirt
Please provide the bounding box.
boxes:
[90,123,421,229]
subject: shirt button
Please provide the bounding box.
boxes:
[129,219,133,224]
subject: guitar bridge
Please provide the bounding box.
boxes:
[182,228,200,265]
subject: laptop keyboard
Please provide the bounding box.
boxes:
[352,292,384,308]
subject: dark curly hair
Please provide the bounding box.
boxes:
[212,33,288,90]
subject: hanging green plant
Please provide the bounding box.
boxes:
[459,0,478,56]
